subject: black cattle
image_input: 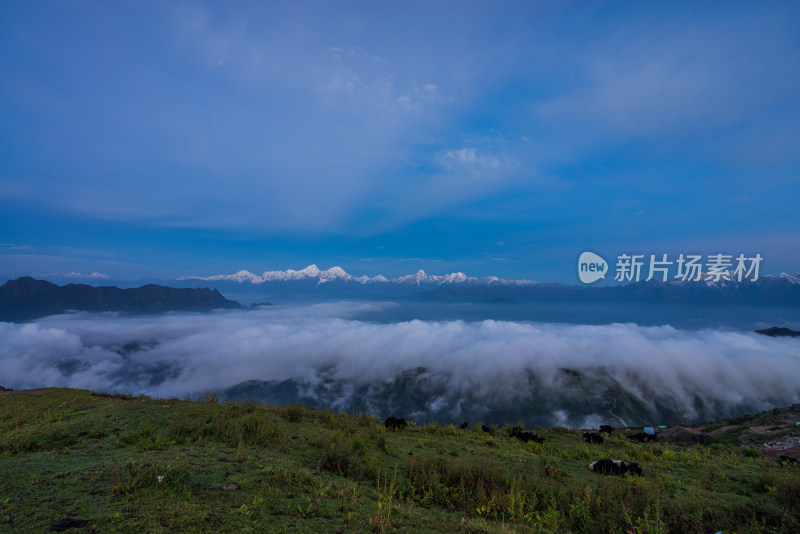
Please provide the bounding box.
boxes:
[628,432,657,443]
[509,427,545,443]
[598,425,614,434]
[384,416,407,431]
[481,425,495,435]
[50,518,90,532]
[458,421,469,430]
[583,432,604,444]
[588,459,643,476]
[777,454,800,466]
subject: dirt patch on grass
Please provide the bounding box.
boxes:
[660,424,736,438]
[707,425,737,435]
[761,445,800,462]
[0,388,53,397]
[750,425,789,435]
[658,426,702,438]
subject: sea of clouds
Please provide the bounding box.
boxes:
[1,302,799,423]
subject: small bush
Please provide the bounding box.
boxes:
[741,447,761,458]
[406,455,511,512]
[282,404,305,423]
[169,410,284,447]
[376,435,394,455]
[118,457,191,495]
[317,435,365,477]
[0,428,76,453]
[115,426,175,451]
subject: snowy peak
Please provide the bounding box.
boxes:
[441,272,469,283]
[282,265,321,281]
[394,270,431,285]
[178,269,262,284]
[390,270,479,285]
[296,264,320,277]
[778,273,800,285]
[319,266,352,283]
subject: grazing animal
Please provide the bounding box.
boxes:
[481,425,495,435]
[50,518,90,532]
[384,416,407,431]
[628,432,657,443]
[777,454,800,466]
[458,421,469,430]
[583,432,604,444]
[588,459,643,476]
[598,425,614,434]
[509,427,545,443]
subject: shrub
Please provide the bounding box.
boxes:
[741,447,761,458]
[118,457,191,495]
[406,455,511,512]
[317,435,365,477]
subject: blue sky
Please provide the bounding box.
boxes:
[1,1,799,282]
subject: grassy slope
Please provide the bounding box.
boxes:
[1,388,798,533]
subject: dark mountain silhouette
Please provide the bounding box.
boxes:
[0,277,241,322]
[755,326,800,337]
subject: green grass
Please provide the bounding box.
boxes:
[1,388,798,533]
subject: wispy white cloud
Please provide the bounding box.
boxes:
[172,4,277,76]
[536,7,800,148]
[0,243,35,251]
[316,45,443,116]
[437,148,502,177]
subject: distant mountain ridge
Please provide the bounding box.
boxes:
[175,265,800,306]
[0,277,241,322]
[9,267,800,308]
[177,264,538,287]
[756,326,800,337]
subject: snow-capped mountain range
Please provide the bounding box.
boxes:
[173,266,800,307]
[177,264,538,286]
[178,264,800,288]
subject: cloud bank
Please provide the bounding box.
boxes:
[1,304,798,426]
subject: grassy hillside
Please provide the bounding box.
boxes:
[1,387,798,533]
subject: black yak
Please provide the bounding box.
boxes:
[598,425,614,434]
[583,432,604,444]
[458,421,469,430]
[481,425,495,435]
[384,416,407,431]
[628,432,657,443]
[509,427,545,443]
[588,459,643,476]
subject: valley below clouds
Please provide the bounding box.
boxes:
[2,303,799,427]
